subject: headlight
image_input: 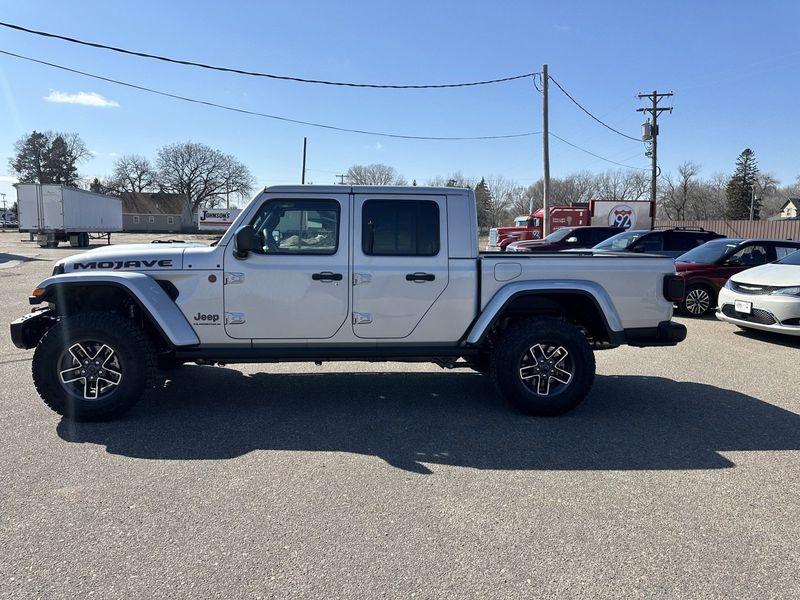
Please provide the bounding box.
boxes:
[724,279,734,290]
[771,286,800,297]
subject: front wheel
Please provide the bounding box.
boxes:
[491,317,596,416]
[32,312,158,421]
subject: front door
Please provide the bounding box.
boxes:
[352,194,449,339]
[223,193,350,340]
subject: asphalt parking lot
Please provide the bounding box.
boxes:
[1,232,799,599]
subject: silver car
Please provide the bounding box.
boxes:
[717,249,800,336]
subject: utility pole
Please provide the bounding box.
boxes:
[542,64,550,236]
[637,91,672,228]
[0,192,5,229]
[301,137,308,184]
[335,174,347,185]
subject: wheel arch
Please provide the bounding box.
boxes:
[465,281,624,347]
[30,273,199,349]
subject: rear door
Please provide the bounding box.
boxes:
[352,194,448,339]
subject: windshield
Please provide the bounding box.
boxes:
[776,249,800,265]
[593,230,648,251]
[544,228,574,242]
[677,239,742,263]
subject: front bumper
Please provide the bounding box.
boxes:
[10,309,58,349]
[716,286,800,337]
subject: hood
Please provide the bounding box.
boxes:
[730,263,800,286]
[56,242,206,274]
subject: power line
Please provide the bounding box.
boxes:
[548,75,642,142]
[548,132,648,170]
[0,49,542,141]
[0,21,539,89]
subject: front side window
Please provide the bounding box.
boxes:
[632,232,664,252]
[362,200,440,256]
[726,244,769,266]
[594,230,648,251]
[250,199,339,255]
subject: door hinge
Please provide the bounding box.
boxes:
[353,272,372,286]
[224,272,245,285]
[225,312,246,325]
[352,312,372,325]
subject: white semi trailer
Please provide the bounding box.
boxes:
[16,183,122,248]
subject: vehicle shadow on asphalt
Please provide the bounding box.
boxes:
[733,328,800,348]
[56,368,800,474]
[0,252,50,264]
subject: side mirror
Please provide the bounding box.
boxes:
[234,225,262,258]
[566,237,579,243]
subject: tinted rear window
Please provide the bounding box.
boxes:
[362,200,440,256]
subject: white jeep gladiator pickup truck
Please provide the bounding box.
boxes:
[11,185,686,421]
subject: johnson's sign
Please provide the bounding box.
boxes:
[197,209,242,231]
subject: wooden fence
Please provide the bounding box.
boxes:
[654,220,800,240]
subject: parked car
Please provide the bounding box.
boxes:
[674,238,800,316]
[716,248,800,337]
[589,227,724,258]
[506,226,623,252]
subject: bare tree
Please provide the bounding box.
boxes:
[156,142,254,211]
[483,175,519,227]
[426,171,476,188]
[754,173,780,218]
[660,161,700,220]
[346,164,406,185]
[217,154,258,208]
[595,169,649,201]
[112,154,157,193]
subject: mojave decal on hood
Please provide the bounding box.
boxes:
[56,243,206,272]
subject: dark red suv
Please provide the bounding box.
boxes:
[506,226,623,252]
[675,238,800,316]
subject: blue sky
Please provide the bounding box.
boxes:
[1,0,799,206]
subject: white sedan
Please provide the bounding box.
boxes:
[717,249,800,336]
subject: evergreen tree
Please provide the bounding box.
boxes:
[89,178,106,193]
[9,131,88,186]
[474,177,492,230]
[725,148,759,219]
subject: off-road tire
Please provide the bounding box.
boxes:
[681,284,714,317]
[490,316,595,416]
[32,312,158,421]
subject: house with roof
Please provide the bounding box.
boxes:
[779,198,800,219]
[120,192,194,232]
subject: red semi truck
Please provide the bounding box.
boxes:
[487,200,654,251]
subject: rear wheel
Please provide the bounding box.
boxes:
[491,317,595,416]
[681,284,714,317]
[32,312,157,421]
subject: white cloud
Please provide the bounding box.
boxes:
[44,90,120,108]
[374,142,383,151]
[109,152,119,157]
[0,176,19,183]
